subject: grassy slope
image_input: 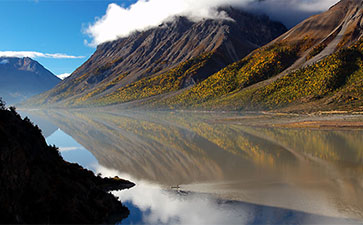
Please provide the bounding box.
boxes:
[160,38,363,112]
[157,42,302,108]
[80,52,216,107]
[23,36,363,112]
[25,52,221,107]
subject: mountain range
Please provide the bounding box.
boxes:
[0,57,60,105]
[21,8,286,107]
[23,0,363,112]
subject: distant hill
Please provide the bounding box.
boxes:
[0,57,60,105]
[22,7,287,107]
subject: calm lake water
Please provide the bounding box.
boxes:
[20,110,363,225]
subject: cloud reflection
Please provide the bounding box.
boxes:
[96,165,361,225]
[98,165,249,225]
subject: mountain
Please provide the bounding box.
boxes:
[23,7,287,107]
[154,0,363,112]
[0,57,60,105]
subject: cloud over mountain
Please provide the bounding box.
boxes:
[0,59,9,64]
[85,0,340,46]
[57,73,71,80]
[246,0,340,27]
[0,51,84,59]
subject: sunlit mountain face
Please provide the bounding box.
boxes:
[21,7,287,108]
[21,109,363,223]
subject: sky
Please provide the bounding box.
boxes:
[0,0,339,79]
[0,0,138,78]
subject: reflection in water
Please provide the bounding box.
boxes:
[46,129,98,171]
[95,165,359,225]
[21,109,363,223]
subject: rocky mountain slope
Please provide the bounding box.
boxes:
[0,57,60,104]
[23,7,286,107]
[153,0,363,112]
[0,100,134,224]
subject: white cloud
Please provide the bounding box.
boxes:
[85,0,340,46]
[245,0,340,27]
[59,146,86,152]
[96,165,249,225]
[0,51,84,59]
[57,73,71,80]
[288,0,339,12]
[85,0,249,46]
[0,59,9,64]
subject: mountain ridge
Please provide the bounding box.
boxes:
[22,7,287,107]
[0,57,60,105]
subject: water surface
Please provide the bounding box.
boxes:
[21,110,363,224]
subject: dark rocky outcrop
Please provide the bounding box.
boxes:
[0,99,134,224]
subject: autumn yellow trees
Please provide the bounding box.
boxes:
[164,44,299,107]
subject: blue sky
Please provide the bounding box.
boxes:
[0,0,136,76]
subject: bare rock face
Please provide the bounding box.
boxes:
[274,0,363,63]
[0,102,134,224]
[25,7,286,107]
[0,57,60,105]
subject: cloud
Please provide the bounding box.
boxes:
[57,73,71,80]
[0,59,9,64]
[58,146,81,152]
[0,51,84,59]
[85,0,339,46]
[96,165,250,225]
[245,0,340,28]
[85,0,248,46]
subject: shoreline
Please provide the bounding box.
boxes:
[216,113,363,130]
[18,107,363,129]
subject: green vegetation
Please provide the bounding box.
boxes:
[162,44,299,107]
[161,38,363,111]
[22,34,363,112]
[78,52,216,106]
[307,43,327,60]
[249,39,363,109]
[68,73,129,106]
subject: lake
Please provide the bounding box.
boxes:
[20,109,363,225]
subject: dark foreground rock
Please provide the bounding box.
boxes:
[0,101,134,224]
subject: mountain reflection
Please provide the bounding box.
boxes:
[23,109,363,220]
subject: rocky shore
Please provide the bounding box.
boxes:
[0,100,134,224]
